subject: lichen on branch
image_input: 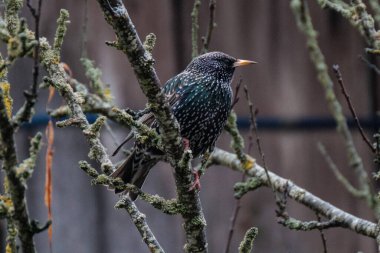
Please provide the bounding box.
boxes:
[95,1,208,251]
[211,148,378,239]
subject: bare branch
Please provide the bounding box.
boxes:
[359,55,380,75]
[115,196,165,253]
[243,85,276,195]
[291,0,376,214]
[191,0,201,58]
[368,0,380,25]
[202,0,216,53]
[211,148,379,239]
[224,174,244,253]
[316,213,328,253]
[231,79,242,109]
[315,0,380,51]
[332,64,375,152]
[11,0,43,129]
[317,142,366,198]
[80,0,88,58]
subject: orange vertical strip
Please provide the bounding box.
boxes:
[45,120,54,248]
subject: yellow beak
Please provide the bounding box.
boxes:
[233,59,257,67]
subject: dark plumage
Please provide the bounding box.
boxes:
[111,51,255,200]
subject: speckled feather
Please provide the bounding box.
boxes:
[112,52,238,199]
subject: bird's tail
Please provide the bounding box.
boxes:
[110,149,155,201]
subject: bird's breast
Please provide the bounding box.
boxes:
[173,82,232,157]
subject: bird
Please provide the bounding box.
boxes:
[111,51,256,200]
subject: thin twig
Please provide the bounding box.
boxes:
[316,213,328,253]
[359,55,380,75]
[191,0,201,58]
[26,0,43,96]
[291,0,376,216]
[332,64,375,152]
[224,79,250,253]
[211,148,379,239]
[314,0,380,50]
[243,85,275,193]
[80,0,88,58]
[202,0,216,53]
[278,216,340,231]
[231,79,242,109]
[11,0,43,129]
[224,174,244,253]
[368,0,380,25]
[317,142,366,198]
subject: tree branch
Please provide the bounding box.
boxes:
[191,0,201,58]
[278,216,340,231]
[332,64,375,152]
[115,196,165,253]
[368,0,380,25]
[291,0,377,215]
[315,0,380,51]
[16,9,165,252]
[11,0,44,128]
[317,142,367,198]
[79,160,181,215]
[95,1,208,251]
[95,0,182,158]
[176,150,208,252]
[0,83,36,253]
[38,9,113,174]
[210,148,379,239]
[238,227,258,253]
[202,0,216,53]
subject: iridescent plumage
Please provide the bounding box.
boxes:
[111,52,254,200]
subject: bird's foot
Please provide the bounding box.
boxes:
[189,170,201,192]
[182,138,190,151]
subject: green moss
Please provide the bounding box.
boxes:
[53,9,70,58]
[79,160,99,178]
[16,132,42,180]
[225,111,247,165]
[80,57,112,102]
[143,33,156,55]
[238,227,258,253]
[234,177,263,199]
[92,174,110,185]
[5,0,23,37]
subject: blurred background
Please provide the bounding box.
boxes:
[0,0,379,252]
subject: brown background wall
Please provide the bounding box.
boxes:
[0,0,378,252]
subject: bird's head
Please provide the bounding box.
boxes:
[186,51,256,80]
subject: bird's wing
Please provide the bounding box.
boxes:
[136,74,189,127]
[163,73,188,104]
[112,73,191,156]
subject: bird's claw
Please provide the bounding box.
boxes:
[189,170,201,192]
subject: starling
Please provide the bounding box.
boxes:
[111,51,255,200]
